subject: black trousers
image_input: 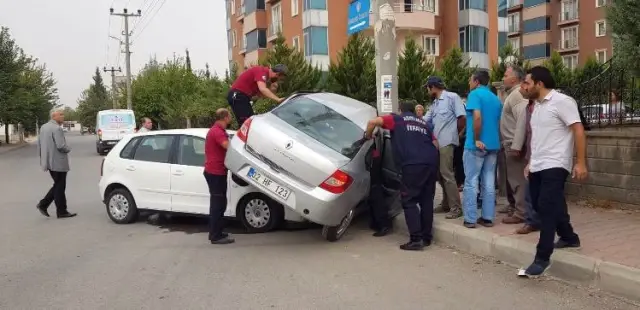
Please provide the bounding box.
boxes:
[529,168,580,262]
[39,171,68,214]
[368,157,390,230]
[454,138,465,186]
[227,89,253,126]
[401,164,437,242]
[204,172,228,241]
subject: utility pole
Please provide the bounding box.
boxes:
[372,0,398,116]
[104,66,122,109]
[110,8,141,110]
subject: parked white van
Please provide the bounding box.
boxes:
[96,109,136,155]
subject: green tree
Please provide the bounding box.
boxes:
[543,51,573,88]
[76,68,110,128]
[573,56,602,84]
[490,43,525,83]
[607,0,640,74]
[438,47,474,97]
[397,36,435,104]
[325,33,376,105]
[224,61,239,86]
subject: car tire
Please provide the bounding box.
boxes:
[105,188,139,224]
[322,208,356,242]
[237,193,283,233]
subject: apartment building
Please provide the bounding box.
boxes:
[225,0,502,73]
[505,0,613,70]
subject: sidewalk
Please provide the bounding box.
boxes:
[0,137,37,155]
[393,187,640,302]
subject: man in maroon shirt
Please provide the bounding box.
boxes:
[204,108,233,244]
[228,64,287,125]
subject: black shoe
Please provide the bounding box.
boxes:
[36,204,49,217]
[210,236,235,244]
[399,240,424,251]
[372,227,391,237]
[520,259,551,278]
[463,221,476,228]
[57,212,77,219]
[477,218,494,227]
[554,238,581,249]
[423,239,432,247]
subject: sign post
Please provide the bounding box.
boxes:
[347,0,370,35]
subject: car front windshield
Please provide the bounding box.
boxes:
[271,96,365,159]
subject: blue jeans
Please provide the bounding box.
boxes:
[462,149,498,223]
[524,182,541,227]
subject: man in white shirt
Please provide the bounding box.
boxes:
[138,117,153,132]
[519,66,588,277]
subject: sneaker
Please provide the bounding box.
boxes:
[210,236,235,244]
[463,221,476,228]
[477,218,494,227]
[445,211,463,219]
[502,215,524,225]
[515,224,539,235]
[554,238,581,249]
[399,240,424,251]
[519,259,551,278]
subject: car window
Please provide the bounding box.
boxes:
[177,135,205,167]
[271,96,365,158]
[133,135,174,163]
[120,137,141,159]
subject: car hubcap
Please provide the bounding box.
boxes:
[336,209,355,237]
[108,194,129,220]
[245,198,271,228]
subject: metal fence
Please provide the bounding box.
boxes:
[562,58,640,128]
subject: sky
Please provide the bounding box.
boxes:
[0,0,229,108]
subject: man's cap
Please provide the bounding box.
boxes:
[423,76,445,88]
[272,64,288,75]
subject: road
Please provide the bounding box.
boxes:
[0,133,637,310]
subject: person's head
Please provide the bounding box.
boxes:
[503,65,525,89]
[398,100,416,114]
[269,64,288,82]
[415,104,425,117]
[51,109,65,124]
[141,117,153,129]
[469,70,490,91]
[610,89,621,103]
[214,108,232,128]
[521,66,555,100]
[460,93,468,104]
[423,76,446,99]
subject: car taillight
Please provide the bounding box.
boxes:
[319,170,353,194]
[237,117,253,143]
[100,158,105,177]
[97,129,103,139]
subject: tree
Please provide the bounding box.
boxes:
[607,0,640,74]
[224,61,239,86]
[490,43,525,83]
[75,68,110,128]
[438,47,474,97]
[573,56,602,84]
[62,106,78,122]
[325,33,376,105]
[397,36,435,104]
[543,51,573,88]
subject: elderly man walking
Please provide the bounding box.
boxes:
[500,66,530,224]
[36,109,77,219]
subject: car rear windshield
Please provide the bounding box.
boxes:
[271,96,365,159]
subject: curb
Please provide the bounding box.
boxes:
[393,214,640,302]
[0,142,30,155]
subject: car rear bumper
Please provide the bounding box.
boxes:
[97,140,119,149]
[225,138,363,226]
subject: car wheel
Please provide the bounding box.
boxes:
[322,208,356,242]
[106,188,139,224]
[237,194,283,233]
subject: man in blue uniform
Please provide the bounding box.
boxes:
[365,101,440,251]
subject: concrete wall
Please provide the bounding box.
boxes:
[566,129,640,210]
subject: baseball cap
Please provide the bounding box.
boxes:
[272,64,288,76]
[423,76,445,88]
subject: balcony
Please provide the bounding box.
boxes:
[507,0,522,12]
[267,22,282,42]
[558,37,579,52]
[369,1,436,31]
[265,0,279,3]
[558,10,579,25]
[236,4,245,22]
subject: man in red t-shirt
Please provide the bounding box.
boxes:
[228,64,287,125]
[204,108,233,244]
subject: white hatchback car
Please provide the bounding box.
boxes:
[98,128,305,232]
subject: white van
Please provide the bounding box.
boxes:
[96,109,136,155]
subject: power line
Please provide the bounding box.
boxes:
[131,0,167,41]
[131,0,159,33]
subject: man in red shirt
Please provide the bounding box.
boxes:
[204,108,233,244]
[228,64,287,125]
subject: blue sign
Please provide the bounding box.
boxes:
[347,0,370,35]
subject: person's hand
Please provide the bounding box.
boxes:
[508,149,521,157]
[364,131,374,140]
[269,82,279,92]
[276,97,284,103]
[572,162,588,181]
[475,140,485,150]
[524,164,530,180]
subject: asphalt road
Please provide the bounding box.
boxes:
[0,133,637,310]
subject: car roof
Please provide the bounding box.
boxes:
[301,92,377,127]
[132,128,236,138]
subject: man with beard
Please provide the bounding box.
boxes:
[423,76,466,219]
[228,64,287,125]
[519,66,587,277]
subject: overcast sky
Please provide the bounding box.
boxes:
[0,0,228,108]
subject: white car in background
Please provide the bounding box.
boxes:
[98,128,305,233]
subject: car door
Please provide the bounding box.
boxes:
[379,130,403,217]
[125,134,176,211]
[169,135,211,215]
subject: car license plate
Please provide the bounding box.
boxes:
[247,167,291,200]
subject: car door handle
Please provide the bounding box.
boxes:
[126,165,136,171]
[172,170,184,176]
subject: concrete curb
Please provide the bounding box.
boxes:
[0,142,30,155]
[393,214,640,302]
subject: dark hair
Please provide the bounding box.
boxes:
[527,66,556,89]
[399,100,416,113]
[214,108,230,121]
[508,65,526,81]
[472,70,490,86]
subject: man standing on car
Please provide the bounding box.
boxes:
[204,108,234,245]
[365,100,439,251]
[228,64,287,125]
[423,76,466,219]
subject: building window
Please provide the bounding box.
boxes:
[507,0,520,8]
[596,49,607,63]
[508,37,520,50]
[498,0,507,17]
[245,0,266,14]
[596,0,607,8]
[242,35,247,50]
[523,43,551,59]
[507,12,520,32]
[522,16,550,33]
[562,54,578,70]
[459,0,488,11]
[245,29,267,52]
[421,0,437,12]
[423,36,439,56]
[498,32,507,50]
[560,0,578,21]
[303,0,326,11]
[291,0,299,16]
[523,0,550,8]
[292,36,300,52]
[595,20,607,37]
[232,30,237,47]
[459,26,488,54]
[561,26,578,49]
[303,26,328,56]
[228,0,235,15]
[270,3,282,36]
